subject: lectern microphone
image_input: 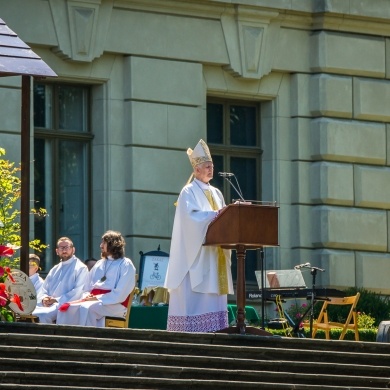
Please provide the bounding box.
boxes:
[218,171,245,201]
[218,172,234,177]
[294,262,311,270]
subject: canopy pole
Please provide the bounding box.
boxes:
[20,75,31,275]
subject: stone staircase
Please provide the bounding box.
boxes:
[0,322,389,389]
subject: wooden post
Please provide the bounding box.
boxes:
[20,75,31,275]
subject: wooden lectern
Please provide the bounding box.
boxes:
[204,203,279,336]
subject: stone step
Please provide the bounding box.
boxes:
[2,322,385,354]
[0,372,387,390]
[2,345,390,378]
[0,357,389,388]
[0,322,389,389]
[2,332,390,369]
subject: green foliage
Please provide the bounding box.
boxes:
[329,287,390,327]
[357,312,376,329]
[0,147,48,268]
[0,148,21,249]
[284,288,390,329]
[0,264,16,322]
[267,328,377,342]
[284,300,321,325]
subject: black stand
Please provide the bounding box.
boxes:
[291,264,325,338]
[260,248,265,329]
[309,267,318,336]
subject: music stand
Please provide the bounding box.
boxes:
[204,202,279,336]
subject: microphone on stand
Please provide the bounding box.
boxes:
[218,172,245,202]
[218,172,234,177]
[294,262,311,270]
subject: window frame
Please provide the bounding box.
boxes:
[207,97,263,285]
[33,82,93,273]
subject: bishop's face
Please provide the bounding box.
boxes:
[195,161,214,183]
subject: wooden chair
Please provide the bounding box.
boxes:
[304,292,360,340]
[105,275,137,329]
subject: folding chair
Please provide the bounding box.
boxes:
[105,274,138,328]
[304,292,360,340]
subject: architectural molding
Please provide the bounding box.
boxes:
[221,7,280,80]
[49,0,113,62]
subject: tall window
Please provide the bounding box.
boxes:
[33,83,92,272]
[207,99,262,284]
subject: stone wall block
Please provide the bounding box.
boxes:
[107,8,229,64]
[386,38,390,79]
[124,101,204,149]
[129,192,173,237]
[312,206,387,251]
[355,165,390,209]
[354,78,390,122]
[290,118,311,161]
[291,161,311,204]
[311,249,356,288]
[290,205,312,248]
[124,56,203,106]
[310,161,354,205]
[311,31,385,77]
[356,252,390,294]
[387,124,390,166]
[388,210,390,252]
[290,73,310,117]
[0,87,21,132]
[273,28,311,74]
[311,118,386,164]
[310,74,352,118]
[130,146,189,194]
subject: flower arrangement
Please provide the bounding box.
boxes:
[284,301,310,327]
[0,245,23,322]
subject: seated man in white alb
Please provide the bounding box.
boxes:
[32,237,89,323]
[56,230,136,327]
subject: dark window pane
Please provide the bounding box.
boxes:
[230,157,256,201]
[34,84,52,128]
[58,140,87,256]
[58,86,87,132]
[33,138,48,270]
[230,105,256,146]
[207,100,260,284]
[207,103,223,144]
[210,154,223,194]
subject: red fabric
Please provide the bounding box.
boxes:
[58,289,129,312]
[90,289,128,308]
[11,294,24,312]
[58,302,71,312]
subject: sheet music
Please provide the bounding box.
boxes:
[255,269,307,290]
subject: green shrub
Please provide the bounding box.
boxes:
[0,147,47,268]
[357,312,376,329]
[331,287,390,327]
[267,327,377,342]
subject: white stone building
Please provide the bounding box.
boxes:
[1,0,390,299]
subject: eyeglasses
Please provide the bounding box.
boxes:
[57,246,72,251]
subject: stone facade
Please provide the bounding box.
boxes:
[1,0,390,294]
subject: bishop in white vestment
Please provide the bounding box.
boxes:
[164,139,233,332]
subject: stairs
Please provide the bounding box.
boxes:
[0,322,389,389]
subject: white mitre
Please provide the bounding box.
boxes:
[187,139,212,168]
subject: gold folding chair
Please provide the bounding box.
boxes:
[304,292,360,340]
[105,274,137,329]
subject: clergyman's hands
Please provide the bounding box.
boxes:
[42,297,58,307]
